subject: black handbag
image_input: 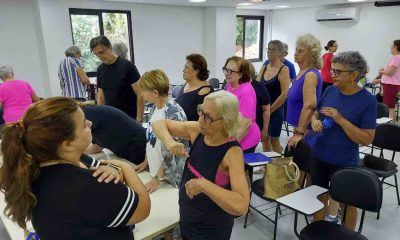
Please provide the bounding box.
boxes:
[363,154,397,171]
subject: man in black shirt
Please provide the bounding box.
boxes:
[83,105,146,165]
[90,35,144,121]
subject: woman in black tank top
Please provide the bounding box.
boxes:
[153,91,250,240]
[175,54,213,121]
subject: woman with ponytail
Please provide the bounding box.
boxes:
[0,97,150,240]
[321,40,338,93]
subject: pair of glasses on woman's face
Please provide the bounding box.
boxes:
[197,105,223,124]
[330,68,353,77]
[222,67,240,76]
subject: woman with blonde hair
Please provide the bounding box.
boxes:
[0,97,150,239]
[153,90,250,240]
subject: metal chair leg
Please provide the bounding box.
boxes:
[394,174,400,205]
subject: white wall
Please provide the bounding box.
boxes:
[271,3,400,81]
[0,0,47,96]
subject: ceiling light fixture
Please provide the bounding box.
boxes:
[188,0,207,3]
[276,5,290,8]
[348,0,366,2]
[238,2,254,6]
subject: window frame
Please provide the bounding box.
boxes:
[236,15,264,62]
[69,8,135,77]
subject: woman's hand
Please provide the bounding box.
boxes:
[134,159,148,173]
[166,140,189,158]
[287,134,303,150]
[185,178,205,199]
[372,79,381,85]
[145,178,161,193]
[311,118,324,132]
[261,127,268,141]
[91,163,124,184]
[320,107,344,124]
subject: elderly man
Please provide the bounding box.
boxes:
[90,36,144,121]
[58,46,90,100]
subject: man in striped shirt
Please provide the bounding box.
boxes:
[58,46,90,100]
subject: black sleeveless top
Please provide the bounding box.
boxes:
[179,134,240,227]
[260,64,285,104]
[175,84,213,121]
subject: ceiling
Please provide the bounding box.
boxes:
[102,0,381,10]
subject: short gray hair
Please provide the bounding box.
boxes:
[65,46,81,57]
[0,65,14,80]
[113,42,128,59]
[332,51,368,82]
[268,40,284,54]
[296,33,322,70]
[204,90,244,138]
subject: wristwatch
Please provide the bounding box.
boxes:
[154,176,165,181]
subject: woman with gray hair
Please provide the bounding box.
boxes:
[0,65,40,123]
[58,46,90,100]
[309,51,376,230]
[113,42,129,59]
[152,90,249,240]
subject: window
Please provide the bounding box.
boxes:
[69,9,134,76]
[235,15,264,62]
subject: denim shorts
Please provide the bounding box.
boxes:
[268,106,284,138]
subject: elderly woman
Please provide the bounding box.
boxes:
[373,39,400,122]
[153,90,249,240]
[0,65,40,123]
[113,42,129,59]
[176,54,213,121]
[0,97,150,239]
[310,51,376,230]
[321,40,339,93]
[58,46,90,100]
[224,56,261,153]
[137,69,189,193]
[287,33,323,148]
[257,40,291,153]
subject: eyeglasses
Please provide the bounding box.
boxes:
[330,68,353,76]
[197,105,223,124]
[222,67,240,76]
[267,48,279,52]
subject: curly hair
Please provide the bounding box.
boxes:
[296,34,322,69]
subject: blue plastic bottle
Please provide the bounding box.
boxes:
[304,118,334,147]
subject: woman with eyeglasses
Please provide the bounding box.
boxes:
[152,90,250,240]
[256,40,291,153]
[137,69,189,194]
[310,51,376,230]
[372,39,400,122]
[175,54,213,121]
[321,40,338,93]
[287,33,323,149]
[224,56,261,153]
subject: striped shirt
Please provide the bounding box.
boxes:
[58,57,87,99]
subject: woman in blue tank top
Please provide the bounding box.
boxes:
[152,91,249,240]
[287,33,323,149]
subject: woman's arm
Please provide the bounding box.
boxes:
[379,66,398,76]
[270,66,290,113]
[256,65,266,81]
[236,118,251,141]
[31,93,40,102]
[320,107,375,145]
[184,146,250,216]
[152,119,198,155]
[261,104,271,140]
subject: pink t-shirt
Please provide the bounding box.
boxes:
[381,55,400,85]
[226,82,261,150]
[0,79,35,123]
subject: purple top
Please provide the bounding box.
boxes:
[226,82,261,150]
[286,68,322,127]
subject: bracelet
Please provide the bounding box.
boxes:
[100,162,122,172]
[153,176,165,181]
[294,130,305,136]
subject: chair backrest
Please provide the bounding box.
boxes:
[208,78,220,89]
[377,102,389,118]
[372,123,400,152]
[284,140,312,173]
[330,168,382,212]
[171,86,182,98]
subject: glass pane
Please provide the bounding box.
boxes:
[244,19,261,60]
[71,14,102,72]
[103,13,131,61]
[235,17,244,57]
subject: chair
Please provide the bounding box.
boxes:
[377,102,389,118]
[171,86,182,98]
[244,141,313,239]
[208,78,220,90]
[364,123,400,219]
[281,101,290,136]
[298,168,382,240]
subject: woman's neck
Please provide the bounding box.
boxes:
[204,133,227,146]
[339,84,361,95]
[40,158,81,168]
[230,81,240,89]
[155,96,168,109]
[270,58,282,67]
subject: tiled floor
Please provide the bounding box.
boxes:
[1,132,399,240]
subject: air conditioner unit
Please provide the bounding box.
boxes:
[315,7,360,22]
